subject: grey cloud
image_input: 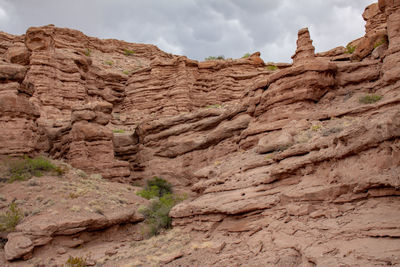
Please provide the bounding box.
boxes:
[0,0,376,62]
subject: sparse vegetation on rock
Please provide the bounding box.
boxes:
[359,94,382,104]
[5,156,63,183]
[137,177,173,199]
[104,60,113,66]
[266,65,278,71]
[0,203,23,232]
[84,48,91,57]
[205,55,225,60]
[124,49,135,56]
[137,177,183,237]
[346,44,356,54]
[373,36,387,48]
[65,255,87,267]
[242,53,251,58]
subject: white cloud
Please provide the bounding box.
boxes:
[0,0,377,62]
[154,36,183,55]
[0,1,10,25]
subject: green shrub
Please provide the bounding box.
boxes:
[205,55,225,61]
[137,177,172,199]
[139,194,183,237]
[0,203,23,232]
[65,256,87,267]
[346,44,356,54]
[310,124,322,131]
[266,65,278,71]
[7,156,60,183]
[84,48,91,57]
[113,129,125,133]
[105,60,113,66]
[359,94,382,104]
[374,37,387,49]
[242,53,251,58]
[124,49,135,56]
[136,177,185,237]
[122,70,130,75]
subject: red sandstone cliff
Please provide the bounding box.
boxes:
[0,1,399,266]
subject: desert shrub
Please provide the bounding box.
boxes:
[310,124,322,131]
[139,194,183,237]
[205,55,225,61]
[359,94,382,104]
[346,44,356,54]
[0,203,23,232]
[242,53,251,58]
[113,129,125,133]
[205,104,222,109]
[136,177,185,237]
[104,60,113,66]
[374,36,387,49]
[122,70,130,75]
[266,65,278,71]
[137,177,172,199]
[124,49,135,56]
[6,156,60,182]
[84,48,91,57]
[65,256,87,267]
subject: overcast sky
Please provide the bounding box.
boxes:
[0,0,376,63]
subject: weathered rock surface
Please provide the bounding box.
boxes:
[0,1,400,266]
[0,169,146,261]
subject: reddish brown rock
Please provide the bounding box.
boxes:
[291,28,315,65]
[0,1,400,265]
[379,0,400,84]
[67,103,130,180]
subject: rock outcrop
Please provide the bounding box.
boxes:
[0,1,400,265]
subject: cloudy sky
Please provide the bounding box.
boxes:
[0,0,376,63]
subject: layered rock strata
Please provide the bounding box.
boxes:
[0,1,399,265]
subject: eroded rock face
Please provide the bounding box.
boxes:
[0,1,400,265]
[291,28,315,65]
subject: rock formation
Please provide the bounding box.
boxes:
[0,1,399,266]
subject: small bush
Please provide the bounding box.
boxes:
[373,37,387,49]
[205,104,222,109]
[242,53,251,58]
[311,124,322,132]
[346,44,356,54]
[84,48,91,57]
[136,177,184,237]
[266,65,278,71]
[124,49,135,56]
[65,256,87,267]
[113,129,125,133]
[122,70,130,75]
[359,94,382,104]
[7,156,59,182]
[137,177,172,199]
[104,60,113,66]
[139,194,183,237]
[0,203,23,232]
[205,55,224,61]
